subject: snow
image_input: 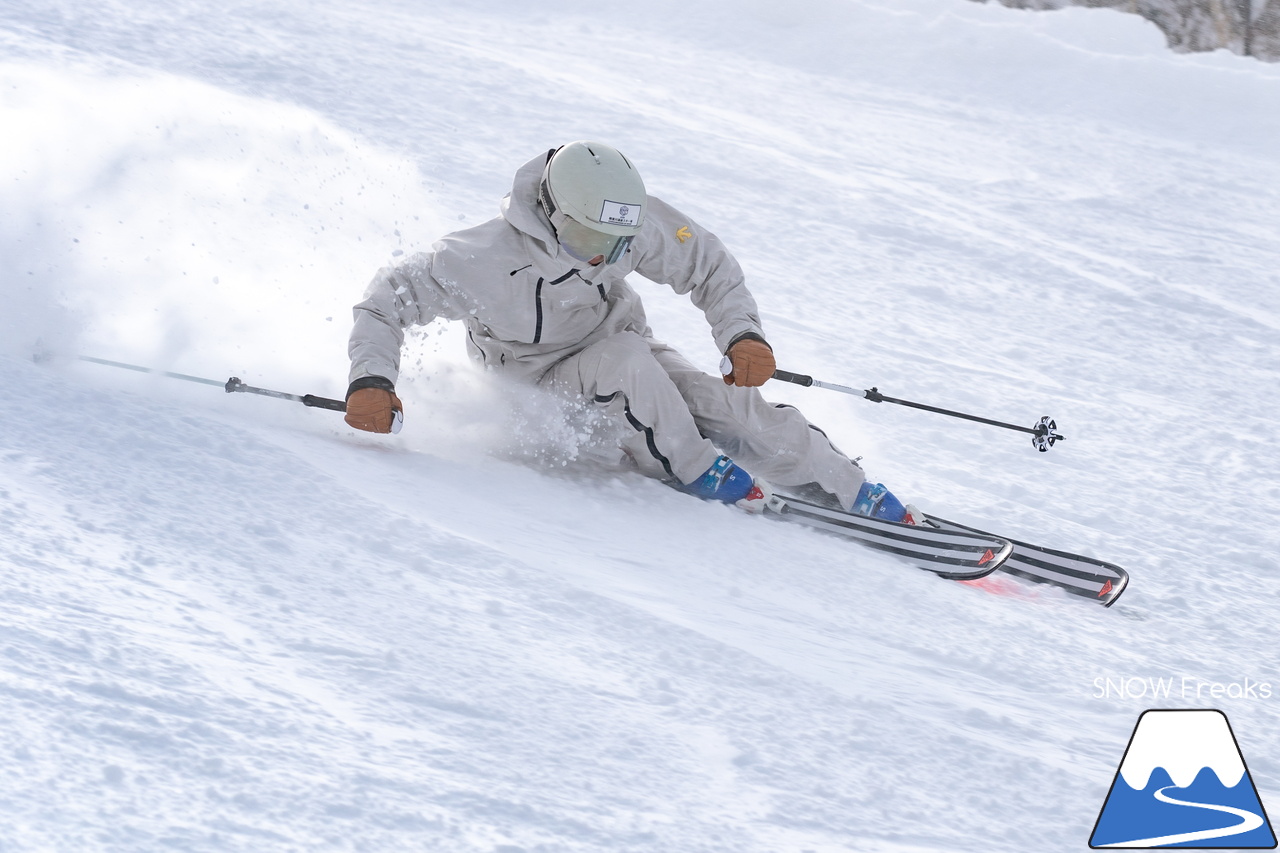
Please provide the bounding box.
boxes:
[2,0,1280,850]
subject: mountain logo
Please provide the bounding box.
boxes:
[1090,709,1277,849]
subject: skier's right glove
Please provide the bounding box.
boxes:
[344,377,403,433]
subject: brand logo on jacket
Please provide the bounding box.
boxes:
[1090,709,1276,848]
[676,226,693,243]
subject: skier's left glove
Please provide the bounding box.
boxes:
[722,334,775,387]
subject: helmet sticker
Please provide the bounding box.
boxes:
[599,199,642,227]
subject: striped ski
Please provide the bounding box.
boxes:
[924,516,1129,606]
[767,493,1012,580]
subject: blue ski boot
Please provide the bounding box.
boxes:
[851,481,923,525]
[684,455,773,514]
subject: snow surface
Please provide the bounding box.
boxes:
[3,0,1280,850]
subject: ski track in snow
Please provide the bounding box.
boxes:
[2,0,1280,850]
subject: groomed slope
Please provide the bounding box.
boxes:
[2,0,1279,850]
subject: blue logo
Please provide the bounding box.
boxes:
[1091,710,1276,848]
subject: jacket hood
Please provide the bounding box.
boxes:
[500,151,560,255]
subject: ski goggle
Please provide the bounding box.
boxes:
[553,215,634,265]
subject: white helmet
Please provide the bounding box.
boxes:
[538,141,646,265]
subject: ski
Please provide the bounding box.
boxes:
[924,516,1129,606]
[768,493,1013,580]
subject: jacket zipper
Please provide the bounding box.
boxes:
[533,269,585,345]
[533,277,545,343]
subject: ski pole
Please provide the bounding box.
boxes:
[764,363,1063,452]
[77,355,401,430]
[221,376,346,411]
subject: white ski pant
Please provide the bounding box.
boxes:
[543,330,866,507]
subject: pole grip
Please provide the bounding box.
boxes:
[771,369,815,387]
[302,394,347,412]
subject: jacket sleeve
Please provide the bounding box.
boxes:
[347,250,468,385]
[631,196,766,353]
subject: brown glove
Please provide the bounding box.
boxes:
[722,336,776,387]
[344,386,403,433]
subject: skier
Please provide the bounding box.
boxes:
[343,141,915,521]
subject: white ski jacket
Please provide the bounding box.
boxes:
[348,151,767,386]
